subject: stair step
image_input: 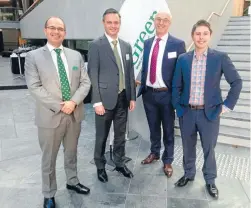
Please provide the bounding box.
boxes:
[218,40,250,46]
[175,124,250,140]
[222,91,250,100]
[229,16,251,22]
[227,21,250,26]
[220,34,250,40]
[233,62,251,70]
[221,111,250,122]
[228,54,250,62]
[216,46,250,54]
[225,25,250,30]
[223,30,250,35]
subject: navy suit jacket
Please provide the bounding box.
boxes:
[172,48,242,121]
[137,34,186,97]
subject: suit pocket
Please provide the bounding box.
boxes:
[99,82,108,89]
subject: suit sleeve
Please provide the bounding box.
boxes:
[71,52,91,105]
[172,56,183,110]
[221,53,242,110]
[88,42,102,104]
[129,44,136,101]
[24,52,62,113]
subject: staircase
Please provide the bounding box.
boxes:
[175,16,251,148]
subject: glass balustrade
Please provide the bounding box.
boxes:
[0,7,23,21]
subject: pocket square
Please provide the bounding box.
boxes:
[168,52,177,59]
[72,66,78,71]
[126,54,130,60]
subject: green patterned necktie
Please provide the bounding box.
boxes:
[112,40,125,92]
[54,48,71,101]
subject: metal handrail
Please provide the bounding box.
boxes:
[19,0,44,20]
[187,0,232,51]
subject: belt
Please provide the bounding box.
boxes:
[189,104,205,110]
[147,86,168,92]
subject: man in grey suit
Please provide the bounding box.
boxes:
[25,17,91,208]
[88,8,136,183]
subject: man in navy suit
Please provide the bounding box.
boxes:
[137,10,186,177]
[172,20,242,199]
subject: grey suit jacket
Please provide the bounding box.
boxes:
[25,45,91,128]
[88,35,136,110]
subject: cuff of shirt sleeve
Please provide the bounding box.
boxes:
[223,105,231,113]
[93,102,103,108]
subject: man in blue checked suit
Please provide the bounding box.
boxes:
[172,20,242,199]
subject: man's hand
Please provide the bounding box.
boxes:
[61,101,76,114]
[95,105,105,116]
[129,100,136,111]
[135,80,141,86]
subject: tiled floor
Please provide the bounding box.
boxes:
[0,89,250,208]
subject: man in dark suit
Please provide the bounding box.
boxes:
[88,8,136,183]
[172,20,242,199]
[137,11,186,177]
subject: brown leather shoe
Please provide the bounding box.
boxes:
[141,154,160,164]
[163,164,173,178]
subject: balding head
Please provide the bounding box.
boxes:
[44,16,66,48]
[154,10,172,37]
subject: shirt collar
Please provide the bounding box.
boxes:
[154,32,169,42]
[194,49,208,59]
[105,33,119,44]
[47,42,64,53]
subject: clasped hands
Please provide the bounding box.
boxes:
[60,100,76,114]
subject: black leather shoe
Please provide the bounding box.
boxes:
[175,176,194,187]
[66,183,90,195]
[206,184,219,199]
[44,197,55,208]
[115,166,134,178]
[97,169,108,183]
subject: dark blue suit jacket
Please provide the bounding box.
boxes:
[172,48,242,121]
[137,34,186,97]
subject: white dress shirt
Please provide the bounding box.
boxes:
[93,33,125,108]
[47,42,70,84]
[146,33,169,88]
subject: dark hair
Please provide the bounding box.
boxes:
[44,16,66,30]
[191,20,212,35]
[102,8,121,21]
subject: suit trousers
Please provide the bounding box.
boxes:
[38,113,81,198]
[179,108,219,184]
[142,89,175,164]
[94,90,128,169]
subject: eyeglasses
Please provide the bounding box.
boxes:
[46,26,65,32]
[155,18,170,24]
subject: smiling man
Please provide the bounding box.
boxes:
[25,16,91,208]
[88,8,136,183]
[137,10,186,178]
[172,20,242,199]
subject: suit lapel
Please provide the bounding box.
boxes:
[187,50,194,88]
[102,35,117,65]
[205,48,215,89]
[63,48,73,85]
[43,46,60,88]
[119,39,127,72]
[144,37,154,74]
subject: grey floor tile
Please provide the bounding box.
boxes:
[166,197,209,208]
[128,174,167,197]
[208,176,250,208]
[1,138,40,160]
[15,122,38,139]
[125,195,167,208]
[165,167,207,200]
[240,179,250,201]
[0,124,17,139]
